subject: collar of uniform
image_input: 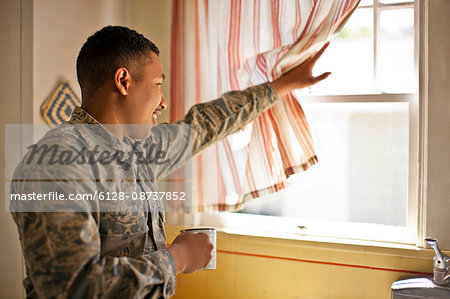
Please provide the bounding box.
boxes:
[68,106,98,125]
[67,106,126,151]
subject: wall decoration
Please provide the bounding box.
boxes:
[41,81,81,125]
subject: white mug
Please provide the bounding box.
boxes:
[183,228,216,270]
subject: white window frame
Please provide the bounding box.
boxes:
[168,0,432,247]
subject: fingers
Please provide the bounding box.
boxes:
[312,72,332,84]
[310,41,330,63]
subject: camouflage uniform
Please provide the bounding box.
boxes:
[10,83,280,298]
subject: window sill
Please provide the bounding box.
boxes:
[166,212,420,253]
[219,226,420,252]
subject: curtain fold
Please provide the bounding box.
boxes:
[169,0,360,212]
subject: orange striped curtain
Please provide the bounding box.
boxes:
[169,0,360,212]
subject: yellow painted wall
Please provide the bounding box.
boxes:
[165,225,447,299]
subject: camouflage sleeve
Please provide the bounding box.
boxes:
[176,83,280,156]
[10,137,176,298]
[145,83,280,180]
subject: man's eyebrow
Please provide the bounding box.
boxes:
[159,74,166,80]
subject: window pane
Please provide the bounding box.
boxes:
[378,8,415,92]
[241,102,409,227]
[301,8,375,95]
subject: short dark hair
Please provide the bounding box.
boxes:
[76,26,159,99]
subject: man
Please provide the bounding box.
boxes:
[10,26,330,298]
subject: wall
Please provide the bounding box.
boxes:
[423,0,450,248]
[0,0,130,297]
[0,1,30,298]
[31,0,173,125]
[1,1,169,296]
[33,0,130,124]
[166,225,446,299]
[130,0,172,123]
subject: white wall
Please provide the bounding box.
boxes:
[423,0,450,248]
[32,0,173,124]
[130,0,172,123]
[0,1,130,297]
[33,0,130,124]
[0,1,29,297]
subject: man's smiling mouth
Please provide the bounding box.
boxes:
[152,110,161,123]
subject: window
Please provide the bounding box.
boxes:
[214,0,419,245]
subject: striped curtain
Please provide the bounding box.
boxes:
[169,0,360,212]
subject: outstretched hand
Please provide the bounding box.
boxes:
[270,42,331,97]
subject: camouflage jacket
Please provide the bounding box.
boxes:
[10,83,280,298]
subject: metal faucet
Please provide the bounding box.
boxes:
[425,237,450,286]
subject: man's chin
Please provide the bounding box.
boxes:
[151,114,159,125]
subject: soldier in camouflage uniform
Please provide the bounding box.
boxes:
[10,26,330,298]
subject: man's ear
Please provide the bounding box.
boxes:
[114,67,130,96]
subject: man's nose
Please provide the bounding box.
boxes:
[159,93,167,111]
